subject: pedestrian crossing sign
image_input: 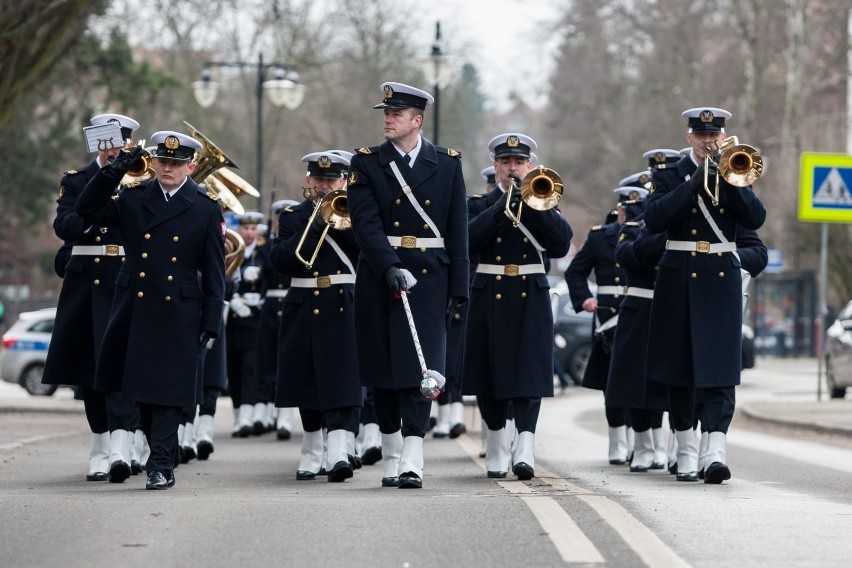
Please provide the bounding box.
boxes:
[799,152,852,222]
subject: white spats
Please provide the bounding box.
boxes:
[298,430,324,475]
[629,429,655,472]
[485,428,510,475]
[381,431,404,480]
[398,436,424,479]
[608,425,629,464]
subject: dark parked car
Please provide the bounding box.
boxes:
[825,299,852,399]
[551,283,593,384]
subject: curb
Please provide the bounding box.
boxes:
[739,403,852,437]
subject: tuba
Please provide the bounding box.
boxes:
[224,228,245,278]
[703,136,764,205]
[295,188,350,269]
[505,166,565,226]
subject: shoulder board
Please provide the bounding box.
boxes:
[590,225,603,231]
[436,146,461,158]
[468,193,488,199]
[357,146,378,155]
[201,190,217,202]
[111,193,121,201]
[124,181,141,189]
[624,221,641,227]
[283,206,295,213]
[63,169,82,176]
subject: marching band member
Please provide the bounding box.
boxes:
[644,107,766,483]
[464,133,572,479]
[347,82,469,489]
[269,151,362,482]
[76,131,226,490]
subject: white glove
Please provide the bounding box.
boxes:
[229,295,252,318]
[242,292,262,307]
[243,265,261,282]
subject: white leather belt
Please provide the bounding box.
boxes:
[290,275,356,289]
[596,285,625,296]
[72,245,125,257]
[666,240,737,254]
[387,236,445,249]
[476,263,545,277]
[265,289,289,298]
[625,287,654,299]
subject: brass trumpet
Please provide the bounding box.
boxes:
[505,165,565,226]
[121,139,156,185]
[703,136,764,205]
[295,188,350,269]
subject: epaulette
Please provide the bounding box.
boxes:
[357,146,379,155]
[124,180,141,189]
[63,169,82,176]
[436,146,461,158]
[624,221,641,227]
[590,225,603,231]
[201,190,217,202]
[647,182,655,193]
[283,206,295,213]
[468,193,488,199]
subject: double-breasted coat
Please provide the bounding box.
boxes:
[644,155,766,388]
[564,222,625,391]
[463,189,572,399]
[605,221,668,409]
[256,244,290,398]
[43,160,125,388]
[347,139,469,390]
[268,200,362,411]
[75,168,226,408]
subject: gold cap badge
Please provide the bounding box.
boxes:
[699,110,714,123]
[507,135,519,147]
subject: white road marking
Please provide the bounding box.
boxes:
[0,429,83,452]
[520,495,606,564]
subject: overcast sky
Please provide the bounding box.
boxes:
[407,0,565,112]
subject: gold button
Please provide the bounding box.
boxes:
[614,277,620,283]
[167,276,173,281]
[94,257,101,263]
[423,223,429,230]
[277,310,283,317]
[691,252,697,257]
[313,290,320,296]
[393,221,400,227]
[137,291,144,298]
[424,199,431,206]
[393,246,398,250]
[522,254,527,260]
[496,275,502,281]
[495,256,502,261]
[496,237,502,243]
[172,236,179,242]
[611,307,617,314]
[339,307,344,313]
[691,229,697,236]
[495,293,502,300]
[523,237,529,243]
[171,257,177,263]
[313,271,319,277]
[719,272,725,277]
[93,279,100,285]
[454,313,461,320]
[336,270,341,274]
[521,292,527,298]
[165,296,171,301]
[691,273,697,279]
[395,199,401,205]
[421,247,427,252]
[95,236,101,243]
[614,262,619,267]
[717,252,723,257]
[144,233,151,240]
[421,268,428,275]
[522,275,527,281]
[339,289,343,295]
[692,208,697,213]
[313,308,319,315]
[142,252,148,259]
[719,208,725,214]
[121,258,125,263]
[655,266,660,271]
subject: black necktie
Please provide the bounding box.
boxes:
[404,154,411,164]
[164,192,170,201]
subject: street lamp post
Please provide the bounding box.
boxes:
[192,53,305,211]
[421,22,454,145]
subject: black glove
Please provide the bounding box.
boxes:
[446,297,460,329]
[492,189,509,222]
[198,331,215,352]
[689,161,718,195]
[383,266,407,297]
[107,146,145,178]
[309,211,329,235]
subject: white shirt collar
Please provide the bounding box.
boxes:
[689,150,700,168]
[392,135,422,167]
[158,176,189,199]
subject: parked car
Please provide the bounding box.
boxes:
[550,282,594,384]
[0,308,57,396]
[825,299,852,399]
[742,324,756,370]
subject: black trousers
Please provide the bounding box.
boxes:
[605,404,629,428]
[105,390,139,432]
[227,346,258,407]
[81,387,107,434]
[478,396,541,433]
[360,389,378,424]
[139,403,182,475]
[299,406,360,434]
[199,386,220,416]
[667,385,735,433]
[436,376,463,406]
[372,387,431,438]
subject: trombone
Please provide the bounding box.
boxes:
[295,188,351,269]
[504,165,565,226]
[703,136,764,205]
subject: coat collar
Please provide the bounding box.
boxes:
[675,155,697,180]
[378,138,439,190]
[142,177,199,230]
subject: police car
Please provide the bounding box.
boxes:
[825,299,852,399]
[0,308,57,396]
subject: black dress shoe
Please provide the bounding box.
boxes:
[432,430,449,439]
[252,421,265,436]
[180,446,196,464]
[166,471,176,488]
[197,440,213,460]
[318,467,328,476]
[427,416,437,431]
[86,472,108,481]
[348,454,362,470]
[449,423,467,438]
[650,462,666,470]
[398,471,422,489]
[698,468,705,480]
[146,471,168,490]
[668,462,678,475]
[237,425,253,438]
[676,471,699,482]
[703,462,731,484]
[108,460,132,483]
[276,428,291,441]
[361,447,382,465]
[487,470,507,479]
[381,476,399,487]
[131,460,143,475]
[513,462,535,480]
[609,459,627,465]
[328,460,354,482]
[296,470,317,480]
